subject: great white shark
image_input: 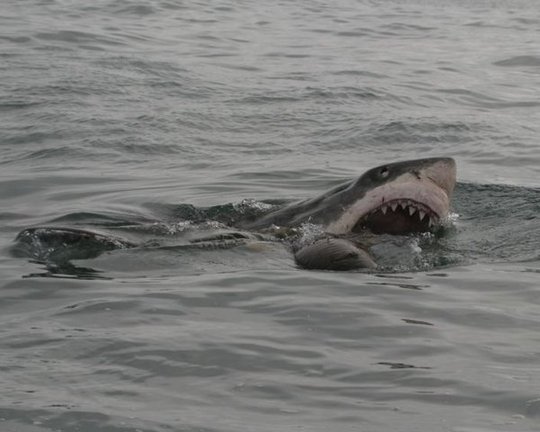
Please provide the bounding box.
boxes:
[245,157,456,270]
[13,157,456,272]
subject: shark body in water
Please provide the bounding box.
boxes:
[14,157,456,271]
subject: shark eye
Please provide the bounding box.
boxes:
[380,167,389,178]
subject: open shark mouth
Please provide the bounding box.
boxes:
[242,157,456,238]
[353,198,440,234]
[324,158,456,236]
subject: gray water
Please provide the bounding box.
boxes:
[1,0,540,431]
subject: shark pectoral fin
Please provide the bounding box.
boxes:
[294,238,376,271]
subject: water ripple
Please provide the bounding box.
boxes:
[1,0,540,431]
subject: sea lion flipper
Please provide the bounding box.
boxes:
[294,238,376,271]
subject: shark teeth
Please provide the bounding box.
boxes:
[371,199,438,226]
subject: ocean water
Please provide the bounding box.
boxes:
[1,0,540,431]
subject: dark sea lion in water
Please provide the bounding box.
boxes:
[13,157,456,271]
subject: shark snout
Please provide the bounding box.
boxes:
[420,157,456,198]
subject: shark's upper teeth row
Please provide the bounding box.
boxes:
[372,199,438,226]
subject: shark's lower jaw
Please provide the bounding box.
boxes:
[353,198,440,235]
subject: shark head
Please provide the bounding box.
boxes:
[324,157,456,235]
[244,157,456,236]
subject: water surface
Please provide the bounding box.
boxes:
[1,1,539,431]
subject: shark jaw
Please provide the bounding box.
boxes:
[325,158,456,235]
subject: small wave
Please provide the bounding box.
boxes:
[493,55,540,67]
[332,70,388,79]
[0,100,43,111]
[437,88,540,109]
[34,30,125,47]
[0,35,31,43]
[112,4,157,16]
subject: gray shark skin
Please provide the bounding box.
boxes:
[246,157,456,234]
[248,157,456,270]
[13,157,456,272]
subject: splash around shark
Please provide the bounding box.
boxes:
[13,157,456,272]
